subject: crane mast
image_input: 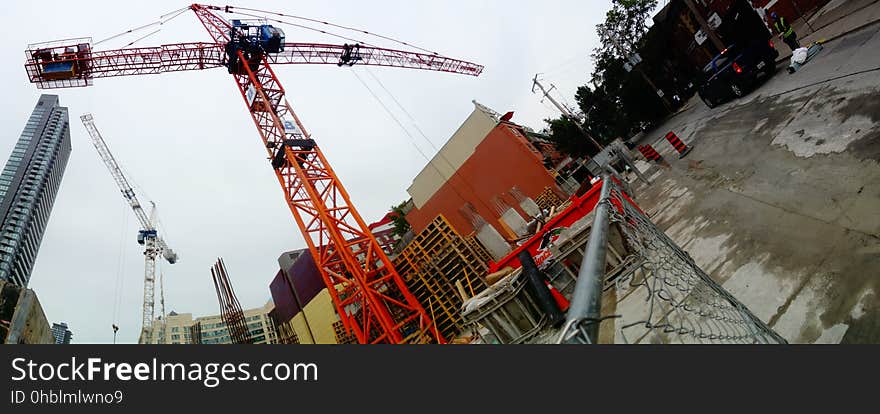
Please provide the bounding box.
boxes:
[193,5,435,343]
[26,4,483,344]
[80,114,178,344]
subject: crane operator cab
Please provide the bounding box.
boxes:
[224,20,285,75]
[137,229,158,245]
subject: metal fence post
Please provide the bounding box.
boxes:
[560,174,613,343]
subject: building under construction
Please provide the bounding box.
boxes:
[0,279,54,344]
[404,101,569,262]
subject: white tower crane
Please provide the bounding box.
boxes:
[80,113,178,344]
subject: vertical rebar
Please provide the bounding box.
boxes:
[211,258,252,344]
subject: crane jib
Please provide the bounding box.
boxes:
[24,40,483,89]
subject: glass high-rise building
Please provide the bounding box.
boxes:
[0,94,71,287]
[51,322,73,344]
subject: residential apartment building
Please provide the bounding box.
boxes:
[149,301,278,344]
[50,322,72,344]
[0,94,71,287]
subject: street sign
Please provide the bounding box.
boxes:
[628,53,642,65]
[695,29,707,45]
[708,13,722,29]
[656,89,665,98]
[624,62,633,72]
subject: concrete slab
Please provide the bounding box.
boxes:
[618,23,880,343]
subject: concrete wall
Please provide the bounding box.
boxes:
[282,289,339,344]
[270,249,341,344]
[1,281,53,344]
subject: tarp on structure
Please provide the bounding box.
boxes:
[269,250,325,324]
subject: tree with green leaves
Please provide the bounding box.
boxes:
[594,0,657,59]
[389,200,411,238]
[545,0,661,158]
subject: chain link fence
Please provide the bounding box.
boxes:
[559,176,787,344]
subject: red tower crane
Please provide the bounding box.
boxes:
[25,4,484,344]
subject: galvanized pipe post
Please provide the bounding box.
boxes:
[561,174,613,343]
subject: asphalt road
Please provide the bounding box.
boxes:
[629,22,880,343]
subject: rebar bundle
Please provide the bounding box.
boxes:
[211,258,252,344]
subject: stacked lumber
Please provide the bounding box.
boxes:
[333,320,357,344]
[534,186,565,212]
[393,215,489,340]
[464,234,493,266]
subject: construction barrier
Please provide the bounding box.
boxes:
[664,131,692,158]
[638,144,662,162]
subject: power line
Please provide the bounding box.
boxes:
[361,68,517,224]
[111,201,129,330]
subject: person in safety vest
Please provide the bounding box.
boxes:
[771,12,800,51]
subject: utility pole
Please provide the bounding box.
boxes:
[532,74,604,152]
[634,66,673,113]
[605,35,674,113]
[683,0,725,52]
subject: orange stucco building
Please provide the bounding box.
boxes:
[405,102,565,249]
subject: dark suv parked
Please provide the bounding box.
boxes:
[697,39,779,108]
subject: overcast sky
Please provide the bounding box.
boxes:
[1,0,641,343]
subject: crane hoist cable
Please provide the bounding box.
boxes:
[225,5,440,55]
[121,29,162,49]
[93,6,189,47]
[364,68,504,224]
[349,69,499,222]
[111,201,129,330]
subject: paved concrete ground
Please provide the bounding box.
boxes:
[630,22,880,343]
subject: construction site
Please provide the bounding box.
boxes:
[1,0,879,345]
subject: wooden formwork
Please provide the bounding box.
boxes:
[393,215,489,341]
[534,186,565,212]
[333,320,357,344]
[464,234,493,266]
